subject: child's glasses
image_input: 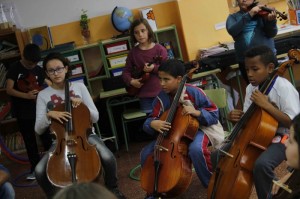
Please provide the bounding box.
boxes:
[47,67,65,75]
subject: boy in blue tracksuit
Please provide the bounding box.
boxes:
[140,59,220,192]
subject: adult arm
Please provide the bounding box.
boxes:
[226,13,253,38]
[262,18,278,38]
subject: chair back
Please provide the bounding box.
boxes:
[204,88,227,109]
[204,88,233,132]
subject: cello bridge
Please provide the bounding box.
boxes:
[219,149,234,158]
[66,139,77,146]
[155,145,168,152]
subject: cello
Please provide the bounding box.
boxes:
[140,66,199,198]
[46,76,101,187]
[207,49,300,199]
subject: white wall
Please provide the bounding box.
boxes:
[9,0,173,28]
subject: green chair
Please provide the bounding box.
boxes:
[203,88,233,136]
[121,108,147,151]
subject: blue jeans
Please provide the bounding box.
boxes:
[0,182,15,199]
[140,131,212,188]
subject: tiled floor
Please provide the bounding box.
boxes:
[2,140,207,199]
[2,136,288,199]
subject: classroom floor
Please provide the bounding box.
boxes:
[1,135,288,199]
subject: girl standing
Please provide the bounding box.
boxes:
[122,18,167,113]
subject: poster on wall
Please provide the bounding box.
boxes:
[27,26,53,51]
[140,7,157,31]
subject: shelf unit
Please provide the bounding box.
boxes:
[154,25,183,60]
[77,44,108,97]
[0,29,25,153]
[0,29,24,65]
[99,36,131,92]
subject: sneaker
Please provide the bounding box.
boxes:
[110,187,126,199]
[144,195,154,199]
[144,195,155,199]
[26,172,36,180]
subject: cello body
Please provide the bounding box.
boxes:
[207,108,278,199]
[140,105,199,198]
[47,99,101,187]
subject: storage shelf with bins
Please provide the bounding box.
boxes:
[99,36,131,92]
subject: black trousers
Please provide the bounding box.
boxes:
[17,118,40,172]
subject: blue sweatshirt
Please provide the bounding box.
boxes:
[226,11,277,63]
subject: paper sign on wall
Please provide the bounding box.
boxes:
[140,8,157,31]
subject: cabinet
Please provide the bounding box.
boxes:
[0,29,25,153]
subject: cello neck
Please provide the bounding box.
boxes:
[65,79,73,132]
[165,75,188,123]
[162,64,199,134]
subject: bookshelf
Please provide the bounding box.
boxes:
[0,29,25,153]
